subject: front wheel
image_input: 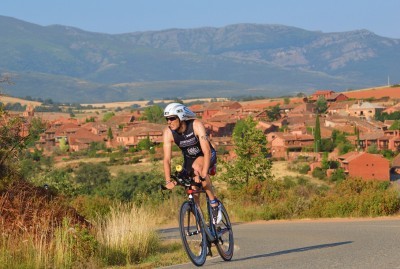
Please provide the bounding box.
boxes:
[179,201,207,266]
[214,202,234,261]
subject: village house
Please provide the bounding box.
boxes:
[348,101,385,120]
[308,90,335,101]
[82,122,108,136]
[211,136,234,157]
[337,151,389,181]
[308,90,349,103]
[326,92,349,102]
[325,114,387,135]
[115,122,164,148]
[37,122,79,152]
[204,120,236,137]
[36,121,108,153]
[200,101,242,121]
[256,121,280,134]
[359,129,400,152]
[267,132,314,159]
[326,100,357,116]
[279,103,298,114]
[286,114,315,130]
[383,102,400,114]
[107,113,135,127]
[287,103,317,117]
[68,128,105,152]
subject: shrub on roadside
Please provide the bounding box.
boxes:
[307,178,400,217]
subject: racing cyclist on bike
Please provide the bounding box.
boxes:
[163,102,221,224]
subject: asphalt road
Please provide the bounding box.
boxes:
[160,217,400,269]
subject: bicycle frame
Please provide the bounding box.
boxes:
[163,171,234,265]
[185,187,218,244]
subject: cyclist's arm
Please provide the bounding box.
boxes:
[163,127,174,186]
[194,120,211,178]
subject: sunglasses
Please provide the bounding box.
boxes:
[166,116,178,122]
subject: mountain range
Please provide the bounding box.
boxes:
[0,15,399,103]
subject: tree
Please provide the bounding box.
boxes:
[315,96,328,114]
[389,120,400,130]
[284,98,290,105]
[367,143,379,154]
[25,117,46,147]
[266,105,281,121]
[143,105,164,123]
[222,116,272,187]
[0,105,27,181]
[137,137,153,151]
[330,168,346,182]
[320,138,334,152]
[296,92,306,98]
[314,114,321,152]
[321,152,329,169]
[59,137,69,152]
[107,127,114,140]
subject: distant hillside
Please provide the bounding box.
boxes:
[0,15,399,103]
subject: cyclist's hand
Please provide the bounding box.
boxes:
[193,176,202,184]
[165,181,176,190]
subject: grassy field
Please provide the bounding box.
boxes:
[0,95,41,107]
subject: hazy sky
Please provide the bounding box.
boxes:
[1,0,400,38]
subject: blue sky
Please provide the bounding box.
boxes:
[1,0,400,38]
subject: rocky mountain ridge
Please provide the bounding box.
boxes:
[0,15,399,103]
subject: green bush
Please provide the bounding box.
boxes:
[298,164,310,174]
[307,179,400,218]
[329,168,346,182]
[312,167,327,180]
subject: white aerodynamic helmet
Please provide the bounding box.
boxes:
[164,103,196,121]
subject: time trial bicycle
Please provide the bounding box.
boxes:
[162,166,234,266]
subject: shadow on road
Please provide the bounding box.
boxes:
[233,241,353,262]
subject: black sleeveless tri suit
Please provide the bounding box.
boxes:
[170,120,217,175]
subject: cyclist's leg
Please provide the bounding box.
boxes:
[183,157,202,207]
[192,155,221,224]
[192,156,216,200]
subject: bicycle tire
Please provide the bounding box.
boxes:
[179,201,207,266]
[214,202,234,261]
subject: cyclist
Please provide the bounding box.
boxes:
[163,102,221,224]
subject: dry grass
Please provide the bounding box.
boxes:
[96,203,160,265]
[343,85,400,99]
[272,161,305,179]
[108,161,159,176]
[272,161,327,186]
[0,95,41,107]
[53,157,109,168]
[0,180,94,268]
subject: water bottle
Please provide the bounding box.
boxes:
[175,164,188,178]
